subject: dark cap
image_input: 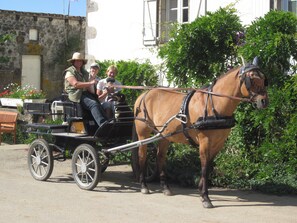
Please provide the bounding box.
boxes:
[106,77,115,83]
[90,63,100,69]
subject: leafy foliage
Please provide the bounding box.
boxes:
[158,7,243,86]
[96,60,158,105]
[166,144,201,187]
[0,34,13,63]
[239,10,297,86]
[157,8,297,194]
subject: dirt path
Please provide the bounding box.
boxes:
[0,144,296,223]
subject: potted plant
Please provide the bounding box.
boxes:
[0,83,46,107]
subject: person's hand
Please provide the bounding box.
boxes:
[104,86,114,93]
[90,79,98,85]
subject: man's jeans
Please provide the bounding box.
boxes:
[80,91,107,126]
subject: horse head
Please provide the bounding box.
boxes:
[239,57,269,109]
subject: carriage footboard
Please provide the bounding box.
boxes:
[26,123,69,135]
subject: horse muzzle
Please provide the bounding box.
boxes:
[254,94,269,109]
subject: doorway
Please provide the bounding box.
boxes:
[21,55,41,90]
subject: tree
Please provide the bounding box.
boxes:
[96,60,158,105]
[239,10,297,86]
[158,7,243,87]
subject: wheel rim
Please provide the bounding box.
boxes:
[28,139,53,180]
[73,147,98,189]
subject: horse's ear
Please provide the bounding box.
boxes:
[240,55,246,66]
[252,56,259,66]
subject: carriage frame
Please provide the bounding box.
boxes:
[25,98,158,190]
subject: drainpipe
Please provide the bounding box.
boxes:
[197,0,207,18]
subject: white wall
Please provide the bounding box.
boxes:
[86,0,159,66]
[206,0,270,25]
[86,0,270,68]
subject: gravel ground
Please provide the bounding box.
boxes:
[0,144,296,223]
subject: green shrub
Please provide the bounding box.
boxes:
[96,60,158,105]
[166,144,201,187]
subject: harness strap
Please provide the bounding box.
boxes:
[180,90,198,147]
[202,81,219,120]
[135,90,164,133]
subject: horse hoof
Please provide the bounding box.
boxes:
[141,188,150,194]
[202,201,214,208]
[163,188,173,196]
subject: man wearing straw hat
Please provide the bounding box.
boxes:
[64,52,107,127]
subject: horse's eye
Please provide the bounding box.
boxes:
[264,79,268,86]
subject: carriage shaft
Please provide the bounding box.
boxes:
[105,133,163,153]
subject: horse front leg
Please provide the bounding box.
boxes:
[157,140,172,196]
[138,145,150,194]
[198,162,214,208]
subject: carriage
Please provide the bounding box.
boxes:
[25,94,156,191]
[26,59,268,208]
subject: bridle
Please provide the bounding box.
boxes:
[238,65,268,102]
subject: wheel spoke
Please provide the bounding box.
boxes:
[85,173,89,184]
[86,159,94,167]
[38,165,42,176]
[86,171,94,181]
[31,158,37,165]
[88,167,95,172]
[78,154,83,163]
[41,154,48,160]
[41,161,49,166]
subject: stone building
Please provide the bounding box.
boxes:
[0,10,86,100]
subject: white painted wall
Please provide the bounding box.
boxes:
[86,0,159,65]
[206,0,270,25]
[86,0,270,70]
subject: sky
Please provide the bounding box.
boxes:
[0,0,86,17]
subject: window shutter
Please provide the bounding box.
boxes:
[143,0,158,46]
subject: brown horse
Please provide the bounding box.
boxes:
[133,61,268,208]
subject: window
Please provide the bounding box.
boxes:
[272,0,297,14]
[142,0,189,46]
[167,0,189,23]
[29,29,38,41]
[288,0,297,14]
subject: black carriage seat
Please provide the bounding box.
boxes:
[60,101,98,135]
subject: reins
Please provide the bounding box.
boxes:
[115,85,252,103]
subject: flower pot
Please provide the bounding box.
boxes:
[0,98,46,107]
[0,98,23,107]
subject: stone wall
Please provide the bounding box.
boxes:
[0,10,86,100]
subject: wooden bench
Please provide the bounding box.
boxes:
[0,111,18,145]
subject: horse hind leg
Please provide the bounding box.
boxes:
[157,139,173,196]
[138,143,150,194]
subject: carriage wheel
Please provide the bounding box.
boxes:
[131,144,158,183]
[27,139,54,181]
[72,144,101,190]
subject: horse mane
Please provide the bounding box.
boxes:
[217,66,239,79]
[199,67,240,90]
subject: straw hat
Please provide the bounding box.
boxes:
[67,52,87,64]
